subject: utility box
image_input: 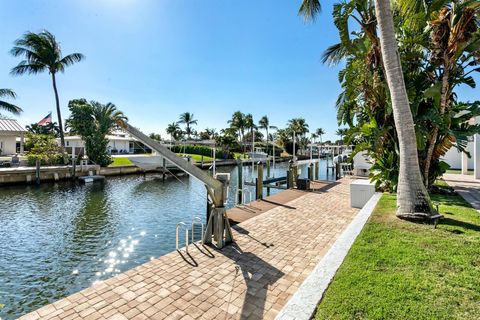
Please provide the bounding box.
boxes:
[350,179,375,208]
[297,178,310,190]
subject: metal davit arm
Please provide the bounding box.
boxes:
[119,121,224,206]
[117,121,233,248]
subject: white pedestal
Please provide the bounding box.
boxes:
[350,179,375,208]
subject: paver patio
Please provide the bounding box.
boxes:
[19,179,359,320]
[443,173,480,210]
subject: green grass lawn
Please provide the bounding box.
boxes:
[316,193,480,320]
[109,157,134,167]
[176,154,214,162]
[446,168,474,175]
[108,154,215,167]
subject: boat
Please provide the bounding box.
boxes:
[247,147,268,162]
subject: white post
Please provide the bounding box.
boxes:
[251,130,254,173]
[273,142,276,172]
[20,133,24,154]
[475,133,480,179]
[293,132,296,162]
[213,143,216,176]
[461,151,468,175]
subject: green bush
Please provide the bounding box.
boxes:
[25,133,65,166]
[27,153,64,166]
[171,145,233,159]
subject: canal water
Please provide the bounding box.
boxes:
[0,160,329,319]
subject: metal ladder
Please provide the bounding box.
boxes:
[175,222,189,254]
[191,216,205,244]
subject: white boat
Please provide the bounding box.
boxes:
[127,155,188,171]
[247,147,268,162]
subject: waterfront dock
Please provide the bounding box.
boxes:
[19,179,359,320]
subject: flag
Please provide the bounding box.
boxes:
[38,112,52,125]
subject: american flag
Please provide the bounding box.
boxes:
[37,112,52,125]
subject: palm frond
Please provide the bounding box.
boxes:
[321,43,348,66]
[59,53,86,69]
[0,89,17,99]
[10,61,47,76]
[298,0,322,22]
[0,101,23,114]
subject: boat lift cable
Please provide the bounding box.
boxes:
[161,161,213,205]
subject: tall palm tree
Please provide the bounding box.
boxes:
[373,0,432,218]
[316,128,325,145]
[0,89,22,115]
[10,30,85,150]
[244,114,255,152]
[299,0,433,218]
[258,116,270,143]
[177,112,197,140]
[288,118,309,159]
[167,122,181,143]
[336,128,348,144]
[228,111,246,153]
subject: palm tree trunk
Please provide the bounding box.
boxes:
[374,0,433,218]
[51,73,65,151]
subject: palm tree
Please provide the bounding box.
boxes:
[91,102,127,135]
[177,112,197,140]
[299,0,433,218]
[336,128,348,144]
[205,128,217,139]
[228,111,246,153]
[316,128,325,145]
[244,114,256,152]
[373,0,432,218]
[0,89,22,115]
[258,116,270,143]
[10,30,85,150]
[288,118,309,159]
[167,122,181,143]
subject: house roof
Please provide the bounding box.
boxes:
[0,119,26,134]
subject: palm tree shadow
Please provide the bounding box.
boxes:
[440,217,480,233]
[233,225,274,248]
[209,242,283,319]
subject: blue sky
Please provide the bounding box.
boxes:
[0,0,478,142]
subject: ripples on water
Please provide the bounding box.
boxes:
[0,161,328,319]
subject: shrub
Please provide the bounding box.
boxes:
[25,133,65,166]
[170,145,233,159]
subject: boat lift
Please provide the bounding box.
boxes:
[117,120,233,249]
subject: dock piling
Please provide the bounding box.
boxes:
[237,158,243,204]
[256,162,263,200]
[35,160,40,185]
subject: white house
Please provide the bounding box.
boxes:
[0,119,25,155]
[442,134,480,179]
[62,132,151,158]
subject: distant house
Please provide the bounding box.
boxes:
[61,131,151,158]
[0,119,26,155]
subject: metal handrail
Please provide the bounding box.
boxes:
[175,222,189,254]
[191,216,204,244]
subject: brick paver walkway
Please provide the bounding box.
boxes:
[20,180,359,320]
[443,173,480,210]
